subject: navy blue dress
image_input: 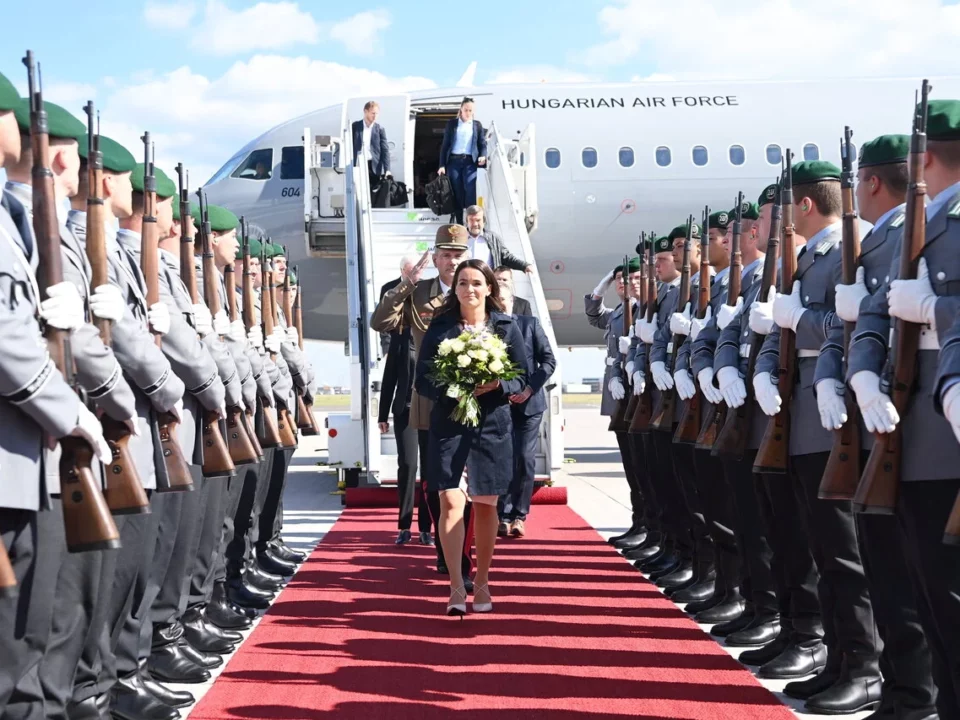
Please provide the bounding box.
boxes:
[415,311,528,496]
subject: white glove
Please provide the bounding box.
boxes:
[147,302,170,336]
[651,360,673,391]
[749,287,776,335]
[943,382,960,446]
[816,379,848,431]
[753,371,782,416]
[605,356,615,367]
[229,319,246,344]
[699,367,726,405]
[213,310,230,337]
[286,327,299,345]
[638,315,658,344]
[715,366,746,407]
[122,417,141,437]
[888,257,938,329]
[592,269,615,298]
[690,305,712,342]
[608,376,625,401]
[217,401,227,420]
[39,281,84,330]
[674,369,696,400]
[670,303,692,336]
[850,370,899,433]
[632,371,645,396]
[89,284,124,323]
[772,281,806,333]
[193,303,213,336]
[265,332,282,354]
[717,297,743,331]
[618,335,632,355]
[248,325,264,349]
[835,266,869,323]
[169,398,184,424]
[625,360,635,377]
[68,404,110,463]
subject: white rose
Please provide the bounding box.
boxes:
[489,359,504,374]
[446,384,462,399]
[438,339,453,356]
[451,339,466,353]
[457,354,471,368]
[475,349,489,362]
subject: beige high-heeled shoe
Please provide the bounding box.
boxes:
[472,583,493,613]
[446,585,467,617]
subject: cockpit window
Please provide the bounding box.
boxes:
[280,146,304,180]
[231,148,274,180]
[207,151,246,185]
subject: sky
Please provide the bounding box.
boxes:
[6,0,960,386]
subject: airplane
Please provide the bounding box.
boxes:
[201,73,960,348]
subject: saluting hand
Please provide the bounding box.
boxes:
[407,250,431,284]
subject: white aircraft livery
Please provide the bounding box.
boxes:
[201,75,960,347]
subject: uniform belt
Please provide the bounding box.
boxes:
[919,327,940,351]
[798,349,820,358]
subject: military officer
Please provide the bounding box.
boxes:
[848,99,960,719]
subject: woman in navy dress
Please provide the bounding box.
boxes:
[415,259,527,616]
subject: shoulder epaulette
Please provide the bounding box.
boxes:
[889,214,905,228]
[947,198,960,218]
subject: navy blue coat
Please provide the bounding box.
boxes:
[415,311,527,496]
[351,120,390,176]
[510,314,556,417]
[439,118,488,168]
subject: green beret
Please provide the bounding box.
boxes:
[194,204,239,233]
[653,236,672,254]
[708,210,730,231]
[0,71,19,112]
[668,222,701,241]
[732,200,760,221]
[79,135,136,173]
[268,242,285,258]
[792,160,841,186]
[758,183,779,207]
[236,237,263,259]
[858,134,909,167]
[624,256,640,274]
[14,99,84,141]
[130,164,176,199]
[925,99,960,141]
[172,200,199,223]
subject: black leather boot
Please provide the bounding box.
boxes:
[612,528,647,550]
[141,661,196,709]
[726,614,780,647]
[657,560,694,588]
[694,592,745,625]
[183,607,239,654]
[66,694,110,720]
[207,582,255,630]
[759,639,827,680]
[270,539,306,564]
[739,631,792,666]
[227,576,273,610]
[109,673,180,720]
[178,637,223,669]
[246,564,284,591]
[710,603,754,637]
[257,549,297,577]
[147,642,211,684]
[805,674,882,715]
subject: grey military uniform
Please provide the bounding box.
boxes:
[651,277,688,423]
[627,280,674,416]
[584,294,629,416]
[679,269,728,377]
[756,225,842,456]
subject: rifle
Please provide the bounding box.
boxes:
[261,243,298,448]
[675,207,711,444]
[698,194,744,450]
[754,152,798,474]
[83,102,149,516]
[283,254,320,436]
[819,127,864,500]
[608,254,633,432]
[623,237,646,427]
[715,184,782,459]
[22,51,120,552]
[0,540,15,597]
[855,81,931,514]
[223,247,260,466]
[651,218,693,431]
[292,270,321,435]
[629,234,657,433]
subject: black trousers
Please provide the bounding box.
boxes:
[791,452,878,675]
[614,430,645,530]
[896,479,960,719]
[649,430,694,557]
[226,458,269,580]
[394,409,430,532]
[217,469,247,583]
[628,432,659,534]
[189,474,227,607]
[418,430,472,577]
[0,505,62,720]
[257,448,293,554]
[673,443,712,564]
[501,410,542,521]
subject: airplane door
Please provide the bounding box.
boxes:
[513,124,539,233]
[344,94,413,191]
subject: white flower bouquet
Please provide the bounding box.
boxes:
[430,325,519,427]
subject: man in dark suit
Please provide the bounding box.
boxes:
[351,100,391,185]
[497,281,556,537]
[437,97,487,224]
[494,266,533,316]
[465,207,533,273]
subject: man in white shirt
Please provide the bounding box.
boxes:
[464,205,532,274]
[351,101,391,182]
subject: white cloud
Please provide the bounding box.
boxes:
[143,0,197,30]
[191,0,320,55]
[577,0,960,79]
[485,65,598,85]
[328,9,392,56]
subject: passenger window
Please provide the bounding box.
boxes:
[231,148,274,180]
[581,147,598,169]
[803,143,820,161]
[692,146,708,166]
[544,148,561,169]
[618,147,635,168]
[729,145,745,166]
[766,144,782,165]
[280,146,304,180]
[655,146,671,167]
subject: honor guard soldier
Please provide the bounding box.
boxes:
[753,160,880,713]
[849,99,960,719]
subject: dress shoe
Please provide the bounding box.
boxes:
[759,641,827,679]
[178,638,223,669]
[148,643,211,684]
[419,531,435,546]
[257,550,297,577]
[510,519,526,537]
[395,529,412,545]
[805,676,882,715]
[227,578,273,610]
[739,632,792,666]
[684,591,724,615]
[695,597,745,625]
[142,675,195,708]
[710,607,753,637]
[437,558,449,574]
[246,565,284,591]
[612,531,647,550]
[637,550,676,574]
[464,576,474,593]
[498,521,510,537]
[862,705,937,720]
[269,539,306,564]
[671,579,715,605]
[648,558,682,582]
[66,695,110,720]
[183,609,238,654]
[623,543,661,561]
[784,667,841,699]
[663,572,698,597]
[657,561,694,589]
[109,674,180,720]
[206,597,254,630]
[726,617,780,647]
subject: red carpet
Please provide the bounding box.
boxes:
[345,484,568,508]
[190,506,794,720]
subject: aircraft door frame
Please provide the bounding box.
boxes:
[344,94,412,191]
[516,123,539,233]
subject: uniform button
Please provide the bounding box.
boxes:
[885,275,889,283]
[804,295,810,302]
[870,277,878,286]
[937,271,946,281]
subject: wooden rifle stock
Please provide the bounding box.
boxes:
[715,189,783,459]
[292,280,320,436]
[223,260,259,465]
[622,240,646,427]
[262,252,297,448]
[251,243,282,448]
[608,255,633,432]
[23,53,120,552]
[0,538,16,597]
[820,127,864,500]
[629,235,657,434]
[754,152,798,474]
[676,209,712,444]
[855,83,931,514]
